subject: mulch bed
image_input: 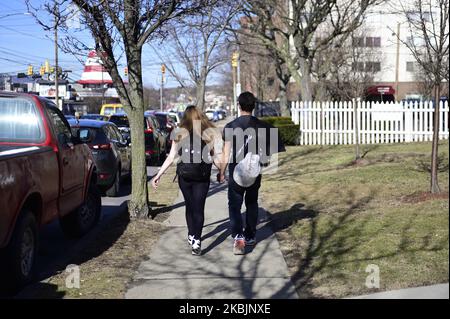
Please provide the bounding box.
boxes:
[401,191,449,204]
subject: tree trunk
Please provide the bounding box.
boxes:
[122,48,150,218]
[196,77,206,110]
[278,79,290,117]
[299,57,313,102]
[315,77,327,101]
[430,84,441,194]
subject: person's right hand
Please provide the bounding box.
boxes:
[151,176,160,190]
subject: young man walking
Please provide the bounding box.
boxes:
[219,92,285,255]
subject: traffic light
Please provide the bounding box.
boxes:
[231,52,239,67]
[45,60,50,73]
[161,64,166,74]
[124,67,128,77]
[40,66,45,76]
[27,65,33,76]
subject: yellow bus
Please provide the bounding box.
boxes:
[100,104,125,116]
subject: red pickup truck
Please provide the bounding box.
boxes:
[0,92,101,289]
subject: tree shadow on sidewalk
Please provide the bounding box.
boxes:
[261,193,375,298]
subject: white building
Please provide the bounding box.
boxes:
[351,0,448,99]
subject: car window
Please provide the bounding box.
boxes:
[0,97,45,143]
[109,125,123,142]
[152,117,160,129]
[47,106,72,145]
[145,116,154,130]
[103,125,114,141]
[110,116,129,127]
[155,114,167,127]
[103,107,115,116]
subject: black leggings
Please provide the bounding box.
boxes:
[178,176,210,241]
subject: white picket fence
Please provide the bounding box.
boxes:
[291,101,449,145]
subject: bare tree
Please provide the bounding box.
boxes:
[57,0,210,218]
[242,0,383,102]
[314,28,383,101]
[236,15,292,115]
[152,1,239,110]
[26,0,74,109]
[397,0,449,193]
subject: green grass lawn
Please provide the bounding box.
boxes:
[260,141,449,298]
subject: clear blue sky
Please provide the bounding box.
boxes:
[0,0,217,88]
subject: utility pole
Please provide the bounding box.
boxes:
[160,64,166,112]
[236,51,241,117]
[232,51,239,118]
[394,22,400,101]
[54,2,60,110]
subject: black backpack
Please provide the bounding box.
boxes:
[176,135,212,182]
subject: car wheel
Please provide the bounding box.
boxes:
[106,168,121,197]
[60,183,102,238]
[1,210,38,291]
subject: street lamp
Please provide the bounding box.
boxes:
[0,12,31,20]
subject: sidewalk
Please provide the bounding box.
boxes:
[349,283,449,299]
[125,174,298,299]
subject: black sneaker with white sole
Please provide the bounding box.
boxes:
[192,239,201,256]
[188,235,194,246]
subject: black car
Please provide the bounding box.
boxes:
[144,112,168,165]
[109,113,167,165]
[149,111,175,153]
[68,119,131,197]
[80,114,109,121]
[254,101,281,117]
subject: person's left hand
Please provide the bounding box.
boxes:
[218,172,226,183]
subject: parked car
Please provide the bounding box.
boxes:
[154,112,176,133]
[254,101,281,117]
[0,92,101,290]
[100,103,124,116]
[68,119,131,197]
[109,113,166,165]
[168,111,181,127]
[144,112,168,165]
[205,109,218,122]
[109,113,131,141]
[217,109,227,120]
[65,114,76,120]
[149,111,176,153]
[80,114,109,121]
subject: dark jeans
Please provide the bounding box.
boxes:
[228,167,262,239]
[178,176,210,241]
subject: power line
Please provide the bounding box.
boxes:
[0,25,53,42]
[0,45,82,64]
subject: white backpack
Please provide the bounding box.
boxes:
[233,136,261,187]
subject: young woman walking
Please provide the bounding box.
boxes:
[151,106,222,256]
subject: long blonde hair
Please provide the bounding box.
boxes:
[175,105,216,143]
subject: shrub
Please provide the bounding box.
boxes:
[277,124,300,145]
[260,116,293,126]
[260,117,299,145]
